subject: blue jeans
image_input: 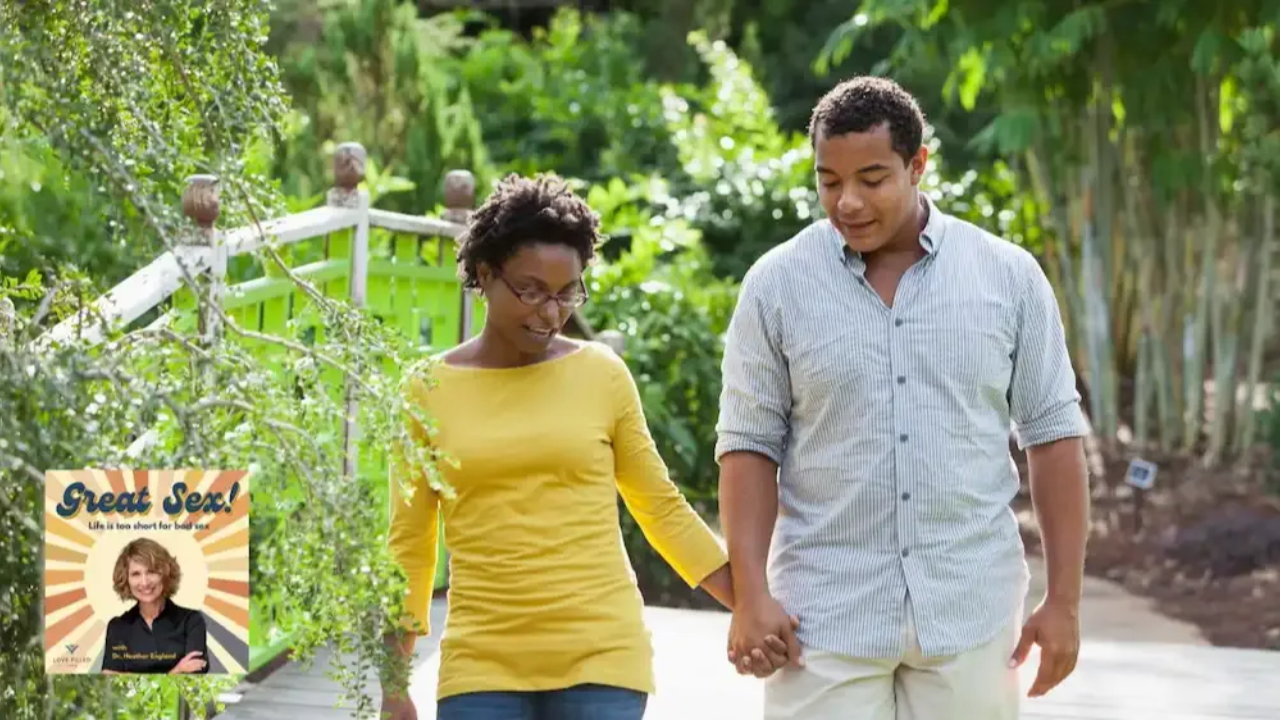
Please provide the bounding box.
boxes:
[437,683,648,720]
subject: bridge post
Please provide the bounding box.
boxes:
[444,170,477,342]
[181,174,223,348]
[595,329,627,356]
[330,142,370,482]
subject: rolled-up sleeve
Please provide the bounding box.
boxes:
[715,263,792,464]
[1009,253,1091,449]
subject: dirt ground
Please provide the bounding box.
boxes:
[1013,444,1280,651]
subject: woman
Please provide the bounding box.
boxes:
[101,537,208,675]
[382,174,789,719]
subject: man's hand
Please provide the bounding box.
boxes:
[380,693,418,720]
[1010,598,1080,697]
[727,594,803,678]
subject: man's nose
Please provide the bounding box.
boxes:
[838,189,866,215]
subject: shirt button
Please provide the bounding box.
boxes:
[901,492,911,501]
[894,318,904,327]
[897,376,906,384]
[902,548,911,558]
[899,434,908,442]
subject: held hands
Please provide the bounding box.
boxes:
[1009,598,1081,697]
[727,593,804,678]
[170,651,206,674]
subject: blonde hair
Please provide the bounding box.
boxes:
[112,538,181,602]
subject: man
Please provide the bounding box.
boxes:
[714,76,1091,719]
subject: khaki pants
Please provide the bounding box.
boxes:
[763,596,1022,720]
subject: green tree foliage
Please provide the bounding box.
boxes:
[0,132,153,290]
[269,0,490,213]
[460,9,681,185]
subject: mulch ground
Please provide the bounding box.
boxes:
[1013,444,1280,651]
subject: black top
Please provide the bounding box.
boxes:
[101,599,209,674]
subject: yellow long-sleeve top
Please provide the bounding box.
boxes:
[386,340,728,701]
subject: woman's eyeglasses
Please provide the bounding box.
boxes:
[498,275,589,308]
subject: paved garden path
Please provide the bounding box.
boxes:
[216,556,1280,719]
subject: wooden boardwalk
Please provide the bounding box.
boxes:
[215,598,1280,719]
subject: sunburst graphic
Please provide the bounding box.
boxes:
[43,469,251,675]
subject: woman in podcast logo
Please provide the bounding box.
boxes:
[43,469,251,675]
[101,538,209,674]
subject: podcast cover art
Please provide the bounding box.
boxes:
[43,469,251,675]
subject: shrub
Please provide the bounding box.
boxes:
[582,178,738,608]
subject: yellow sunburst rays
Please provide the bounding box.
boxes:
[44,469,252,674]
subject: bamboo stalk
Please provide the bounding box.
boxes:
[1155,212,1180,451]
[1136,331,1152,447]
[1183,73,1221,452]
[1131,135,1181,452]
[1121,131,1157,449]
[1028,143,1087,375]
[1205,232,1246,466]
[1237,192,1275,452]
[1084,86,1119,443]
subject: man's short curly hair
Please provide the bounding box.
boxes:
[112,538,181,602]
[808,76,926,164]
[456,173,601,290]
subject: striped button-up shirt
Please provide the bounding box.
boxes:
[715,194,1088,658]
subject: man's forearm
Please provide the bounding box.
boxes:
[718,451,780,605]
[1026,436,1089,605]
[699,563,736,609]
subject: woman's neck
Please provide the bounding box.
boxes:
[139,597,166,622]
[472,327,552,368]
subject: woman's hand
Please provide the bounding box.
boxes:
[169,651,206,674]
[381,693,418,720]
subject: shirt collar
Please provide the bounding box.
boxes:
[126,598,178,624]
[829,192,947,263]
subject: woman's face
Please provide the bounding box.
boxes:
[127,560,164,604]
[479,242,586,355]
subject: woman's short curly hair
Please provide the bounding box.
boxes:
[455,173,601,290]
[112,538,181,602]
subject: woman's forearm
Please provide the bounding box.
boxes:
[381,630,418,699]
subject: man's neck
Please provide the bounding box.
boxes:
[864,193,929,273]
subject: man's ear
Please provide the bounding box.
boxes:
[909,146,928,186]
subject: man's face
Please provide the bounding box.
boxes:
[815,123,927,255]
